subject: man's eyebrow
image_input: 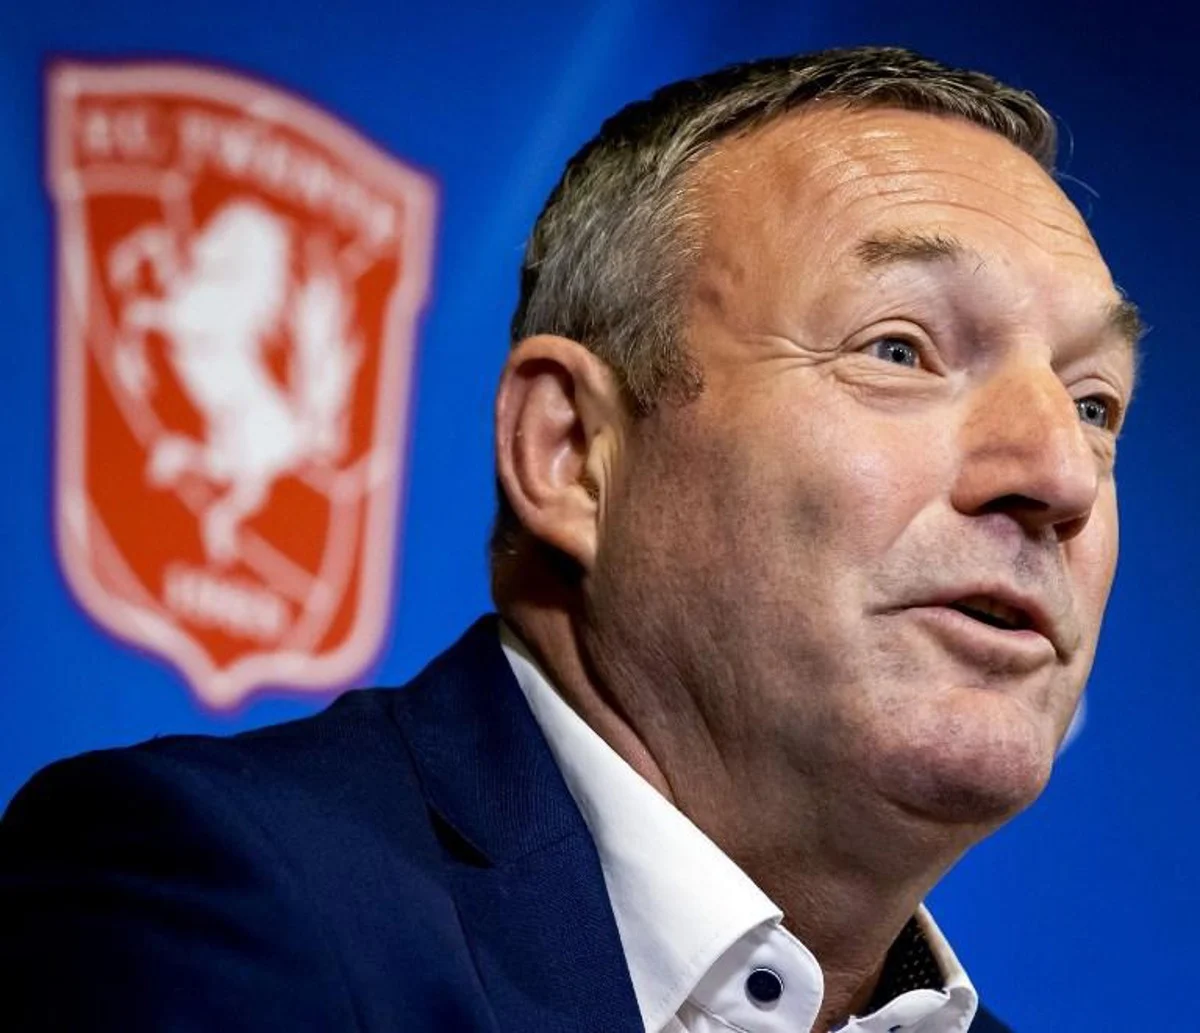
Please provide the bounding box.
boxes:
[1107,297,1146,348]
[854,230,972,267]
[1105,296,1146,389]
[858,233,1146,348]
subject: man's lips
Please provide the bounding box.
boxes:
[904,604,1058,673]
[891,585,1070,665]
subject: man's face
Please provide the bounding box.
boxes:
[585,105,1136,831]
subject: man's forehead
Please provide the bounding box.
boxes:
[691,104,1113,296]
[693,104,1090,249]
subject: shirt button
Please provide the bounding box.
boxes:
[745,967,784,1005]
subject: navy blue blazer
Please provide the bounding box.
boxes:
[1,617,1011,1032]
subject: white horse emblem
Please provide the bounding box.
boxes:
[107,200,362,563]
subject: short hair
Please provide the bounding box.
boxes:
[491,45,1058,582]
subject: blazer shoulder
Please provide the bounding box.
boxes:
[0,723,369,1031]
[0,685,490,1032]
[2,684,436,874]
[3,617,508,874]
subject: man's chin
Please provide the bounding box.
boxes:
[865,700,1061,828]
[887,756,1052,828]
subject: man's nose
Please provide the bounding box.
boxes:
[951,361,1099,543]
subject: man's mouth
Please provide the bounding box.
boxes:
[887,583,1070,666]
[898,586,1064,671]
[946,595,1034,633]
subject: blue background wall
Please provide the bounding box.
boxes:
[1,1,1195,1028]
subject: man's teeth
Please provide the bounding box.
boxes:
[953,595,1026,629]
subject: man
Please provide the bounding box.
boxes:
[1,46,1139,1032]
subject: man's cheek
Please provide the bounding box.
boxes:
[811,443,933,556]
[1072,510,1120,620]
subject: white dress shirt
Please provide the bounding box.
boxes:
[500,625,980,1033]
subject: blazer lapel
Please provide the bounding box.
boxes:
[391,617,644,1033]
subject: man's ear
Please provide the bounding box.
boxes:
[494,335,624,571]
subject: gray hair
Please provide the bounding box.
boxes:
[492,45,1058,578]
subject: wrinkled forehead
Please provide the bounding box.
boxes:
[688,104,1109,285]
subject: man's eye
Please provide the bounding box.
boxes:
[1076,395,1114,429]
[864,337,920,368]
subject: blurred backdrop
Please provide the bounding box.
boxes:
[1,1,1195,1028]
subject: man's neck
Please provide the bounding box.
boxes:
[729,836,954,1030]
[503,600,977,1032]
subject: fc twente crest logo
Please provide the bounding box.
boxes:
[48,61,437,709]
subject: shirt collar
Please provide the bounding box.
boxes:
[499,623,978,1033]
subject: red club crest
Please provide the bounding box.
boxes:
[48,61,437,709]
